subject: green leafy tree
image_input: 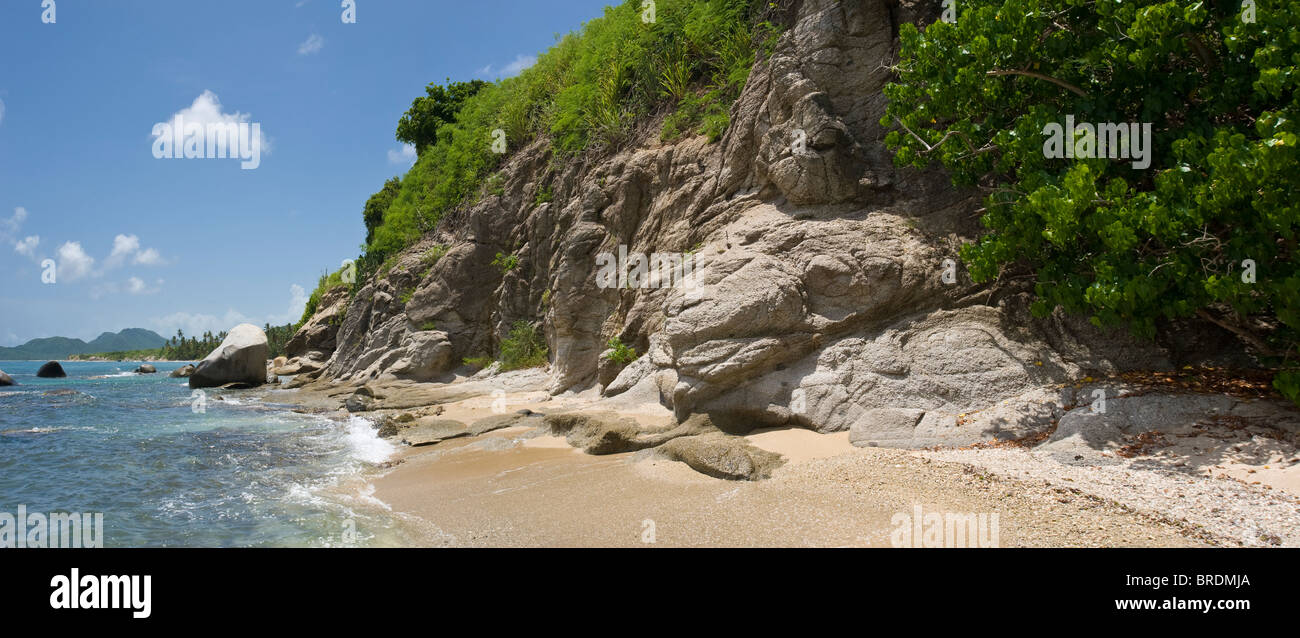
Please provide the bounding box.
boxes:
[395,79,489,155]
[883,0,1300,401]
[363,177,402,245]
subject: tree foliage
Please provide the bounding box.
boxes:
[362,177,401,245]
[395,80,489,155]
[883,0,1300,400]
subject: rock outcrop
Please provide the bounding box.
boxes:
[170,364,195,378]
[36,361,66,378]
[287,0,1273,455]
[135,364,157,374]
[189,324,270,389]
[0,370,14,386]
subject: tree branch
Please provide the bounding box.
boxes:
[1196,308,1279,358]
[986,69,1086,96]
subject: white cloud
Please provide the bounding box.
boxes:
[298,33,325,56]
[56,241,95,282]
[133,248,163,265]
[150,284,309,339]
[266,284,309,325]
[107,233,140,265]
[156,90,271,155]
[125,276,160,295]
[152,309,255,339]
[387,143,417,165]
[102,233,164,269]
[91,277,160,299]
[1,206,27,239]
[14,235,38,257]
[478,54,537,79]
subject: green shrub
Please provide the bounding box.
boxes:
[500,321,549,371]
[492,252,520,272]
[422,245,448,265]
[604,337,638,365]
[884,0,1300,402]
[462,356,493,369]
[486,172,506,197]
[534,186,553,206]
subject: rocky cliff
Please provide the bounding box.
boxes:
[287,0,1263,449]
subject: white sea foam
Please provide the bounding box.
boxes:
[343,416,396,464]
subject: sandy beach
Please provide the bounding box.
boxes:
[282,380,1279,548]
[263,357,1300,549]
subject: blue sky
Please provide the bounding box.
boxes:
[0,0,613,346]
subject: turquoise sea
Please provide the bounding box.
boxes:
[0,360,421,547]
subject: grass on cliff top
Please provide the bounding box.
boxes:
[297,269,349,328]
[363,0,780,268]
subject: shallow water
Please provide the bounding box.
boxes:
[0,360,421,547]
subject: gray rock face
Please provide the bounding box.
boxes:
[170,364,195,378]
[0,370,14,386]
[189,324,269,389]
[285,285,348,360]
[286,0,1259,448]
[37,361,66,378]
[849,408,926,447]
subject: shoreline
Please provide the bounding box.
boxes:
[270,369,1300,548]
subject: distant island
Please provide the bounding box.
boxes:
[0,329,166,361]
[70,324,296,362]
[1,325,297,362]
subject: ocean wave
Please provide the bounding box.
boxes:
[343,416,396,465]
[0,425,99,436]
[89,371,140,379]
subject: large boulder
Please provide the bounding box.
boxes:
[135,364,157,374]
[36,361,66,378]
[189,324,270,389]
[170,364,196,378]
[0,370,14,386]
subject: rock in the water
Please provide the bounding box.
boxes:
[170,364,196,378]
[189,324,270,389]
[0,370,15,386]
[36,361,66,378]
[344,393,374,413]
[135,364,157,374]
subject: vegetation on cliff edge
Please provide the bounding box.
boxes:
[297,0,783,329]
[883,0,1300,401]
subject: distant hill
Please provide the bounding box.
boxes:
[0,329,167,360]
